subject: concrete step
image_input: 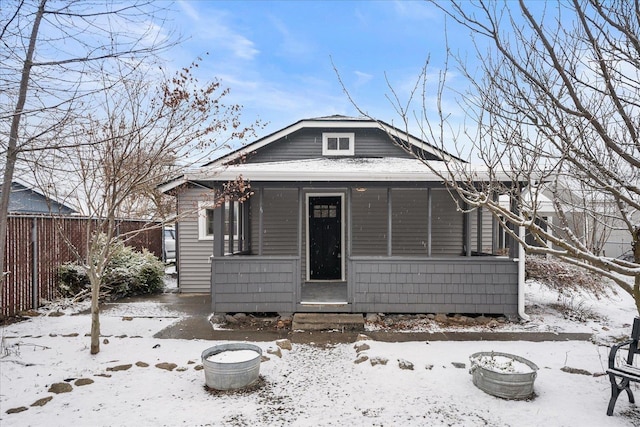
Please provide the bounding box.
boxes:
[292,313,365,331]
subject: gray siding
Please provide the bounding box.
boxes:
[262,188,299,255]
[247,128,414,163]
[392,189,429,255]
[351,188,388,256]
[211,256,298,313]
[350,257,518,314]
[176,187,215,292]
[432,190,463,256]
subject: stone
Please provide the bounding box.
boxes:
[31,396,53,407]
[434,313,448,323]
[187,360,195,364]
[48,382,72,394]
[561,366,592,376]
[398,359,414,370]
[260,356,271,363]
[194,365,204,371]
[354,355,369,364]
[370,357,388,367]
[354,343,370,353]
[155,362,177,371]
[176,367,188,372]
[365,313,380,323]
[425,364,434,370]
[135,361,149,367]
[225,314,238,324]
[74,378,94,386]
[103,338,109,344]
[356,334,371,342]
[62,333,79,337]
[233,313,247,321]
[94,374,112,378]
[452,362,466,369]
[122,316,133,321]
[48,311,64,317]
[267,347,282,358]
[276,339,292,351]
[6,406,28,414]
[107,364,132,372]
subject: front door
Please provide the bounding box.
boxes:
[308,196,342,280]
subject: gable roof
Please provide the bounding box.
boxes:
[2,181,77,215]
[204,115,461,167]
[159,115,481,193]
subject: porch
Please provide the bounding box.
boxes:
[210,255,518,315]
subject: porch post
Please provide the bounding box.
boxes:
[228,201,235,254]
[212,200,225,257]
[258,187,264,256]
[477,207,483,254]
[492,192,499,254]
[387,187,393,257]
[464,203,471,256]
[427,187,432,257]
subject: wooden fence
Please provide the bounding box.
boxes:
[2,215,162,318]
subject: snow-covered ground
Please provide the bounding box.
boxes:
[1,280,639,426]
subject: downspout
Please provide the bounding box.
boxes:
[517,225,529,321]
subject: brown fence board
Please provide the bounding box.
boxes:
[2,215,162,318]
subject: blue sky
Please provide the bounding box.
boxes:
[169,1,465,140]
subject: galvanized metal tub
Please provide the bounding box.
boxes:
[201,343,262,390]
[469,351,538,400]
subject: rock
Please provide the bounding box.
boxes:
[370,357,388,367]
[156,362,177,371]
[209,314,226,324]
[48,311,64,317]
[122,316,133,321]
[194,365,204,371]
[225,314,238,324]
[561,366,592,376]
[365,313,380,323]
[425,364,434,370]
[354,343,370,353]
[116,334,127,338]
[107,364,132,372]
[426,314,435,320]
[94,373,112,378]
[6,406,28,414]
[49,333,57,337]
[260,356,271,363]
[356,334,371,342]
[48,382,72,394]
[74,378,94,386]
[276,339,292,351]
[475,315,491,325]
[233,313,247,321]
[31,396,53,407]
[62,333,79,337]
[434,313,448,324]
[176,367,188,372]
[452,362,466,369]
[354,355,369,364]
[187,360,195,364]
[135,361,149,367]
[267,347,282,358]
[103,338,109,344]
[398,359,414,370]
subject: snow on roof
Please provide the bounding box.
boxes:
[158,158,514,192]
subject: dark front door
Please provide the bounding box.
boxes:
[309,196,341,280]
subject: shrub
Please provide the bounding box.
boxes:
[58,238,165,300]
[525,255,610,298]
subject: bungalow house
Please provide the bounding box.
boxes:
[161,116,526,317]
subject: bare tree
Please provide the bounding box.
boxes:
[368,0,640,312]
[1,0,174,295]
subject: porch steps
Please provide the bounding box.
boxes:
[292,313,365,332]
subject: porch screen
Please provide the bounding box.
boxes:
[351,188,387,256]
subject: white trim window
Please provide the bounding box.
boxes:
[322,132,354,156]
[198,201,240,241]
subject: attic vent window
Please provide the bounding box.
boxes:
[322,132,354,156]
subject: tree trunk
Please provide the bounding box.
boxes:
[633,227,640,316]
[0,0,47,292]
[90,274,101,355]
